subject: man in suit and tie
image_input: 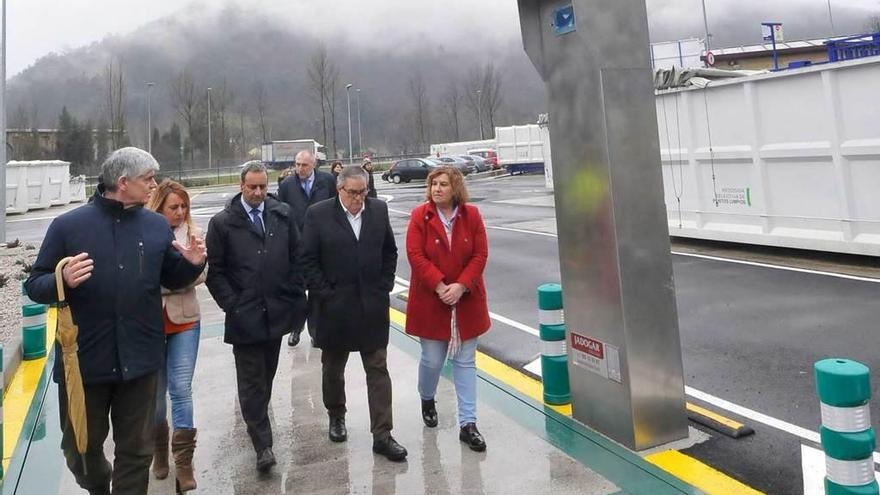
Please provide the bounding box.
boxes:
[300,165,408,462]
[205,161,307,472]
[278,150,338,347]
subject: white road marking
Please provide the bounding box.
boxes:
[6,215,61,223]
[524,358,542,376]
[802,443,880,493]
[487,225,880,284]
[388,207,411,217]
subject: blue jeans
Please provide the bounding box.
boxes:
[155,322,200,429]
[418,338,478,427]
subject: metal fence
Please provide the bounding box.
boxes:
[827,32,880,62]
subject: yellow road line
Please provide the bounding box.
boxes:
[389,306,764,494]
[646,450,765,495]
[389,308,570,414]
[4,308,57,471]
[686,401,746,430]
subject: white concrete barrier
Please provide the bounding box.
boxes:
[6,160,73,214]
[657,57,880,256]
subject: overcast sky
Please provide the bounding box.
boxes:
[8,0,880,76]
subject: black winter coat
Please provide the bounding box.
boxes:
[277,170,338,228]
[205,194,307,345]
[300,197,397,352]
[25,187,205,384]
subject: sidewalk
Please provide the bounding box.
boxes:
[3,317,701,494]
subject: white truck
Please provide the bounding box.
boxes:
[495,124,547,174]
[261,139,327,169]
[429,139,495,157]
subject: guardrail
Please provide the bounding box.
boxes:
[827,33,880,63]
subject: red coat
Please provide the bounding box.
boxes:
[405,201,490,341]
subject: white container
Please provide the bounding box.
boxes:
[429,139,496,157]
[657,57,880,256]
[496,124,545,167]
[5,162,29,214]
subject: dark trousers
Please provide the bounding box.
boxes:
[321,348,393,441]
[294,293,318,339]
[58,372,158,495]
[232,338,282,453]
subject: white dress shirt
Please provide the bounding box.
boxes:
[340,198,365,240]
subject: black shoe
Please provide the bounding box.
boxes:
[287,332,300,347]
[256,447,277,472]
[372,436,408,462]
[459,423,486,452]
[329,416,347,443]
[421,399,438,428]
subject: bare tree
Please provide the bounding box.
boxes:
[481,62,504,132]
[253,81,270,143]
[324,66,341,157]
[307,45,339,152]
[236,101,249,160]
[442,81,462,142]
[463,63,505,139]
[170,69,200,161]
[105,60,128,149]
[867,15,880,33]
[408,72,430,151]
[209,79,235,159]
[10,104,29,129]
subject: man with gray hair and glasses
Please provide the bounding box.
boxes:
[26,147,207,495]
[300,165,407,462]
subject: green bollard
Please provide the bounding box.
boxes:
[815,359,879,495]
[22,303,48,360]
[538,283,570,405]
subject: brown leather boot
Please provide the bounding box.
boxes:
[171,428,197,492]
[151,420,170,479]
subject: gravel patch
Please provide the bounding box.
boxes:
[0,242,39,352]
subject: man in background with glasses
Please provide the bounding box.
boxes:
[300,166,407,462]
[278,150,337,347]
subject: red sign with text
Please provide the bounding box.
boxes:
[571,333,604,359]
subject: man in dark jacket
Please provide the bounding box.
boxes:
[25,147,206,495]
[277,149,337,347]
[206,161,307,472]
[300,165,407,462]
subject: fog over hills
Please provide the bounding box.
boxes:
[7,1,878,157]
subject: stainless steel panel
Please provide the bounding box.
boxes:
[518,0,688,450]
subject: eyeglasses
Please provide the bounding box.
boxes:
[342,188,367,198]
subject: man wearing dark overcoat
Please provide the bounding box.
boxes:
[300,165,407,462]
[278,149,337,347]
[205,161,307,472]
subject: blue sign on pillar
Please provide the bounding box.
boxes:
[553,5,576,36]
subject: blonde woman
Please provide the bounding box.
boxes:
[147,179,205,491]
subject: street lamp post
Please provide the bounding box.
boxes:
[207,87,212,169]
[356,88,363,158]
[345,83,353,164]
[146,82,155,154]
[477,89,484,140]
[0,0,7,243]
[826,0,836,37]
[701,0,711,66]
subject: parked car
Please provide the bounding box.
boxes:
[464,155,491,172]
[433,155,474,175]
[382,158,438,184]
[467,148,499,169]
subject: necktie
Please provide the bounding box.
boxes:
[250,208,264,237]
[302,179,312,198]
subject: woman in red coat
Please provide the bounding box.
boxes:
[405,166,491,451]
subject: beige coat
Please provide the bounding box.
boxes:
[162,224,207,324]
